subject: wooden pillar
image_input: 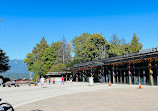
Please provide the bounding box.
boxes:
[120,70,122,84]
[143,71,146,85]
[128,63,131,85]
[91,68,93,77]
[134,70,138,84]
[76,72,78,82]
[124,72,126,84]
[66,72,67,81]
[112,65,116,84]
[99,69,101,82]
[138,69,140,83]
[102,66,104,83]
[117,71,119,83]
[106,67,108,83]
[83,70,85,82]
[148,60,153,86]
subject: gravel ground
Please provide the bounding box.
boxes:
[1,82,158,111]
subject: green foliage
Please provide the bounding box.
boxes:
[24,33,143,80]
[72,32,90,61]
[108,33,142,57]
[10,78,13,82]
[23,53,36,72]
[49,63,66,72]
[72,32,109,62]
[66,57,84,67]
[33,36,49,61]
[0,48,10,73]
[84,33,108,61]
[24,36,72,80]
[129,33,143,53]
[121,43,131,55]
[108,34,123,57]
[32,73,38,82]
[24,36,49,79]
[42,42,59,68]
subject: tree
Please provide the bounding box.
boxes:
[42,42,58,65]
[61,37,67,64]
[33,36,49,61]
[41,41,61,73]
[129,33,143,53]
[24,32,144,81]
[55,38,72,64]
[121,43,131,55]
[0,49,10,73]
[84,33,108,61]
[23,53,36,72]
[108,34,122,57]
[24,36,49,78]
[65,42,72,64]
[72,32,91,62]
[71,32,109,64]
[49,63,66,72]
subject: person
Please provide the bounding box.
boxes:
[49,78,51,84]
[61,76,64,84]
[53,77,55,84]
[0,78,3,87]
[40,76,45,86]
[69,75,72,83]
[36,78,39,86]
[47,78,50,85]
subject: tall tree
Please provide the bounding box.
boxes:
[65,42,72,64]
[55,38,72,64]
[84,33,108,61]
[24,36,49,78]
[108,34,122,57]
[72,32,91,62]
[121,43,131,55]
[0,49,10,73]
[41,41,62,73]
[129,33,143,53]
[33,36,49,61]
[42,42,59,66]
[23,53,36,72]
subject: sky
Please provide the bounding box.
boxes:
[0,0,158,60]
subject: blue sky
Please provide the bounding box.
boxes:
[0,0,158,59]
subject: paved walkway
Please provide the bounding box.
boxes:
[1,82,158,111]
[0,82,110,108]
[16,87,158,111]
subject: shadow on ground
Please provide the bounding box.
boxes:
[31,109,43,111]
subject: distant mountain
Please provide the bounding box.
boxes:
[7,59,29,74]
[0,59,31,79]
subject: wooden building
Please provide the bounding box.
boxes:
[65,47,158,86]
[46,72,71,82]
